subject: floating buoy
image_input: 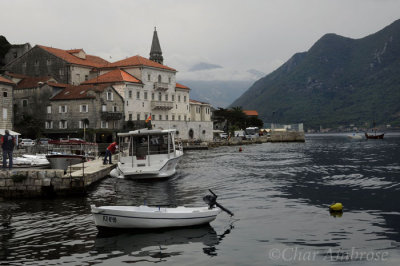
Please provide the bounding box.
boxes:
[239,147,243,152]
[329,202,343,212]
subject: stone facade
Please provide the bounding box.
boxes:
[154,120,213,141]
[46,84,124,141]
[3,43,31,66]
[0,77,14,129]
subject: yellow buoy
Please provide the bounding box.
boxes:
[329,203,343,212]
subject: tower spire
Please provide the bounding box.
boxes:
[149,27,163,65]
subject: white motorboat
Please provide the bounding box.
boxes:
[110,129,183,179]
[347,133,363,139]
[91,190,233,230]
[45,139,98,171]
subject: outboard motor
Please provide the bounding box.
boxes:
[203,189,234,216]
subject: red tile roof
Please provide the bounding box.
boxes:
[107,55,176,71]
[176,82,190,90]
[0,76,15,85]
[47,82,70,88]
[189,99,209,105]
[38,45,109,67]
[82,69,142,85]
[16,76,53,89]
[243,110,259,116]
[4,72,29,79]
[51,84,111,100]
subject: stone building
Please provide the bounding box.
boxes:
[2,43,31,66]
[47,84,124,142]
[3,45,109,84]
[0,76,14,130]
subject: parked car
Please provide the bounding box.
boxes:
[36,138,51,145]
[19,139,35,147]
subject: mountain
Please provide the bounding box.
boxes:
[231,19,400,129]
[181,80,252,108]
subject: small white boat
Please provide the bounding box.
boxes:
[91,190,233,230]
[3,154,50,168]
[348,133,362,139]
[110,129,183,180]
[91,205,221,229]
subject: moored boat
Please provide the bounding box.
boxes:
[110,129,183,180]
[365,132,384,139]
[91,190,233,230]
[46,139,98,171]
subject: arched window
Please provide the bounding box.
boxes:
[158,75,162,83]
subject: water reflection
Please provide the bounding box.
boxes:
[93,224,230,262]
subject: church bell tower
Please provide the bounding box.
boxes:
[149,27,164,65]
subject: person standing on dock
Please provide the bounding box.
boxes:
[1,130,16,170]
[103,141,118,165]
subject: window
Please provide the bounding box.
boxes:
[158,92,162,101]
[79,120,83,129]
[152,93,155,100]
[178,115,181,121]
[34,60,39,67]
[85,75,88,81]
[168,77,171,83]
[136,91,140,99]
[80,104,88,113]
[172,115,175,121]
[129,113,132,121]
[184,96,187,102]
[47,106,52,114]
[76,74,80,83]
[158,75,162,83]
[178,95,181,102]
[184,115,187,121]
[46,59,51,66]
[59,105,67,113]
[59,120,67,129]
[2,108,7,120]
[13,52,18,59]
[113,106,118,112]
[101,121,108,128]
[129,90,132,98]
[45,121,53,129]
[106,91,113,101]
[102,105,106,112]
[148,74,151,81]
[172,94,175,101]
[142,102,144,107]
[152,115,155,120]
[176,104,178,109]
[166,115,169,120]
[165,94,168,101]
[3,92,7,97]
[126,101,129,106]
[144,91,148,100]
[137,113,140,121]
[159,115,162,120]
[59,68,64,76]
[22,99,28,107]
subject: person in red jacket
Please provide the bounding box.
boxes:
[103,141,118,165]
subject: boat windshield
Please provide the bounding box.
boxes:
[121,133,174,157]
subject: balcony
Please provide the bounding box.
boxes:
[151,101,174,110]
[101,111,123,121]
[153,82,169,91]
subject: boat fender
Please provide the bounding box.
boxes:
[329,203,343,212]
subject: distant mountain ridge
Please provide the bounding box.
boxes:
[231,19,400,129]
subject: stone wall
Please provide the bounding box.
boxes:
[0,82,13,129]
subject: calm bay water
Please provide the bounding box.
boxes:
[1,133,400,265]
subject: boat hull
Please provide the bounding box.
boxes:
[365,133,384,139]
[91,205,220,229]
[46,154,86,171]
[112,154,182,180]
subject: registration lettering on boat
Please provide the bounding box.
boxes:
[102,215,117,223]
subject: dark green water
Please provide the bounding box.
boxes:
[1,133,400,265]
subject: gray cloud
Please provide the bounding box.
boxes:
[189,62,223,72]
[1,0,400,82]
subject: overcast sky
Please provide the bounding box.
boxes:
[2,0,400,81]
